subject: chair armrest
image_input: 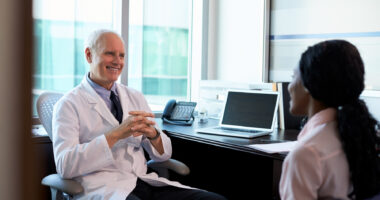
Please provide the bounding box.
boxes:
[147,158,190,176]
[41,174,84,195]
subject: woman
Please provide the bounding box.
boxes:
[280,40,380,199]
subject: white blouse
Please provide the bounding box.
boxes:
[280,108,351,200]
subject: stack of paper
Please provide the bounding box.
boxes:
[247,141,297,154]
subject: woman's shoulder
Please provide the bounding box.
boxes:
[297,121,343,159]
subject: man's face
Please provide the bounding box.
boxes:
[86,33,125,89]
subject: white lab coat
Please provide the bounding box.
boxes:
[52,77,191,200]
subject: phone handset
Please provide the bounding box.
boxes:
[162,99,196,126]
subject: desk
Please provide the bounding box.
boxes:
[158,118,299,200]
[31,119,299,200]
[31,131,56,200]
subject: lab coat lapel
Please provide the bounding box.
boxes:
[81,77,119,127]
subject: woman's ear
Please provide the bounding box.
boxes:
[85,47,92,63]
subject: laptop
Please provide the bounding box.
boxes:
[196,90,279,138]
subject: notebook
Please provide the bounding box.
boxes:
[196,90,279,138]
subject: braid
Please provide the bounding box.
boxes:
[337,99,380,199]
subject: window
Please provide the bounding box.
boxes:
[33,0,199,115]
[127,0,192,110]
[32,0,121,115]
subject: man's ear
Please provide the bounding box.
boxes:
[85,47,92,63]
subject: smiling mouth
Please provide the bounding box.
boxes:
[106,66,120,71]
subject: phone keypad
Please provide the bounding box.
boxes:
[170,102,196,121]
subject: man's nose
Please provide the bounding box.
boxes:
[113,55,124,64]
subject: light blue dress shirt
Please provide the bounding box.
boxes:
[86,72,119,112]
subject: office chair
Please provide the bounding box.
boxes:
[37,92,190,200]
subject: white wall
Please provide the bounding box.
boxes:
[205,1,380,121]
[208,0,264,83]
[361,91,380,121]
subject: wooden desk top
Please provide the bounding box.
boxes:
[158,118,299,160]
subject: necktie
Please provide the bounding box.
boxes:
[110,91,123,124]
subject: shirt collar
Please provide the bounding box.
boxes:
[297,107,337,140]
[86,72,118,98]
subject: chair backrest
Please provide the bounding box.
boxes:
[36,92,64,139]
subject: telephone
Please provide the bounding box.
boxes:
[162,99,197,126]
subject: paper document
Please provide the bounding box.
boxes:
[247,141,297,154]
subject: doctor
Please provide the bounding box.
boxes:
[52,29,226,200]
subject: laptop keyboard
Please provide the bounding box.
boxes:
[215,127,262,133]
[196,126,270,138]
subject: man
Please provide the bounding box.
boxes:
[52,29,226,200]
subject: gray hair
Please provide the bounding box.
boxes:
[85,29,125,53]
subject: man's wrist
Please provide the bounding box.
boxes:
[105,133,118,148]
[148,129,161,141]
[105,128,122,148]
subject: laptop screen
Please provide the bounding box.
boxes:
[221,90,279,130]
